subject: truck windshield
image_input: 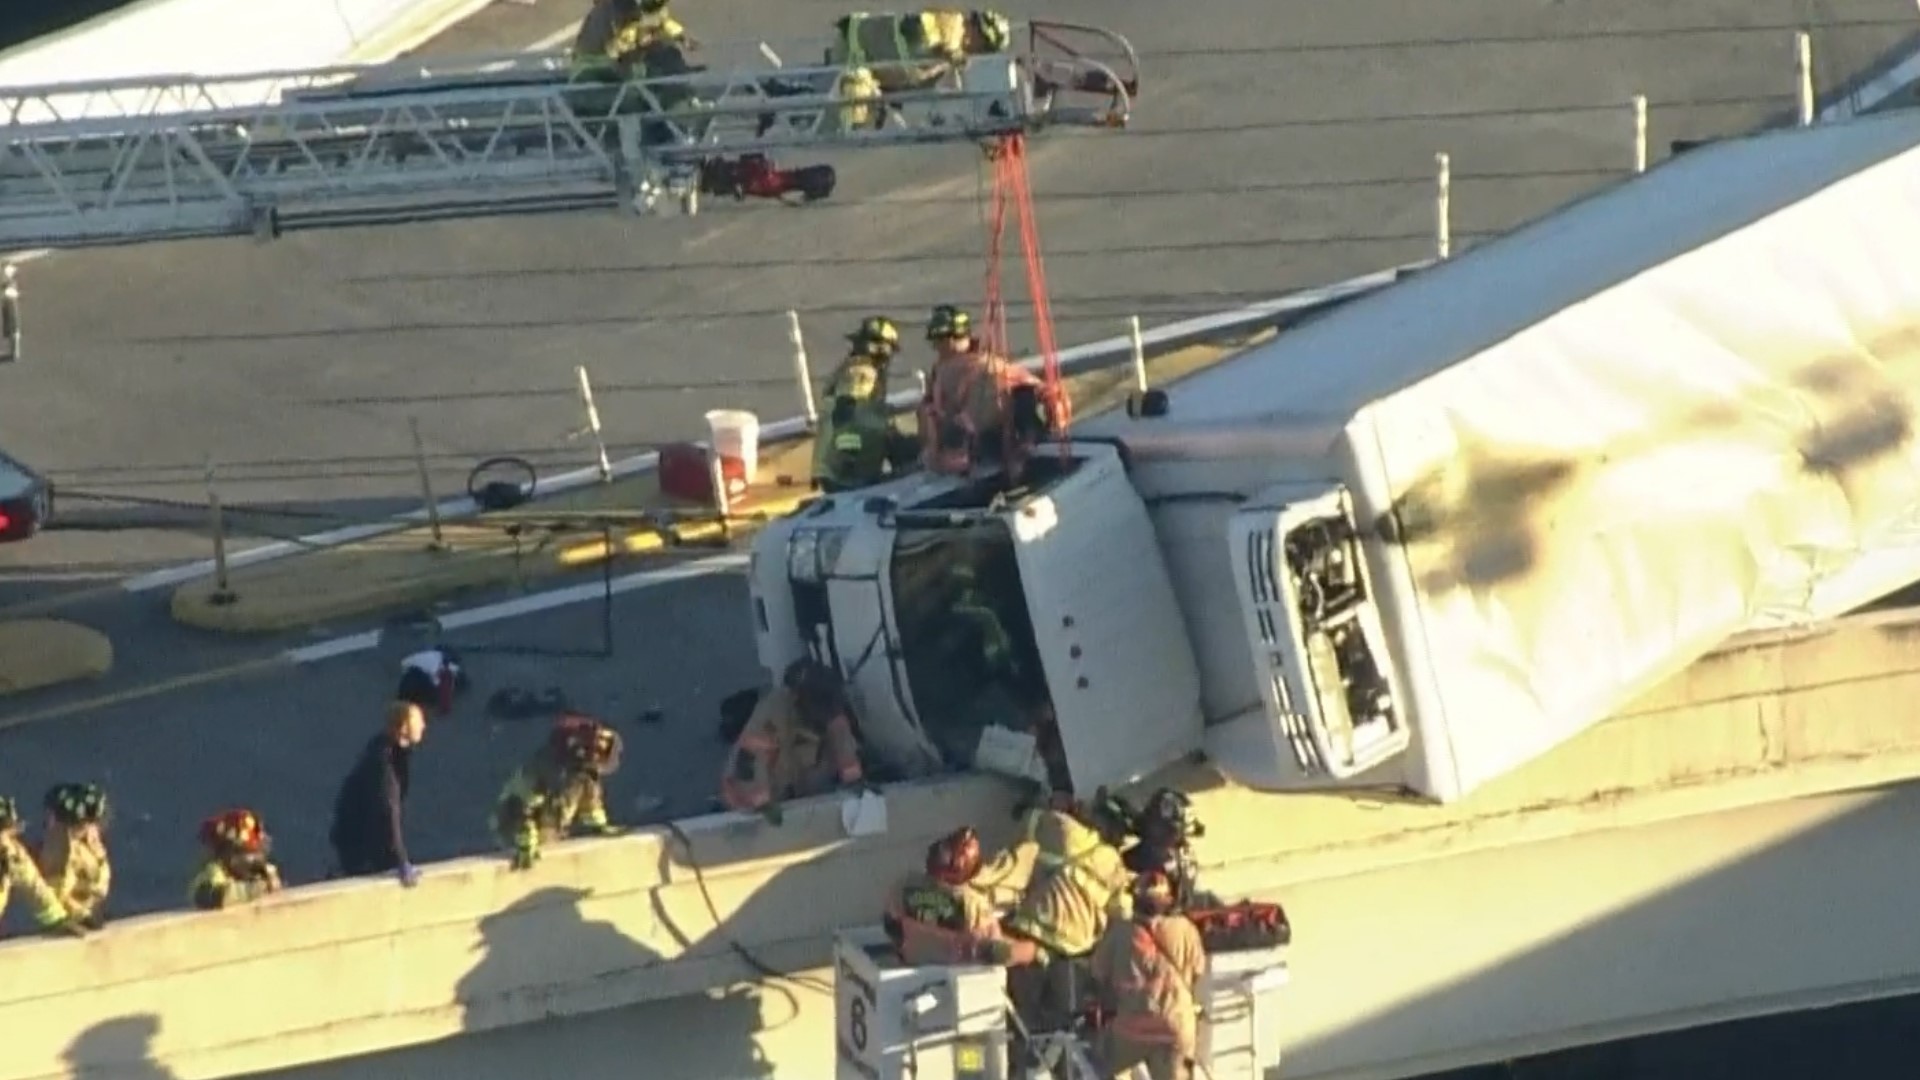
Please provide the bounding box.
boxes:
[889,518,1056,775]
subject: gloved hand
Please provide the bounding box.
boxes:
[81,911,106,931]
[971,938,1014,965]
[397,863,421,888]
[49,917,89,938]
[510,846,539,872]
[576,822,626,838]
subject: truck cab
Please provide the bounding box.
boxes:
[748,443,1205,795]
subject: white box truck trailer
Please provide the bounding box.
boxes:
[751,109,1920,803]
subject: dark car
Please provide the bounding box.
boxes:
[0,446,52,542]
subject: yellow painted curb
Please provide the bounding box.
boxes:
[170,490,818,634]
[0,619,112,695]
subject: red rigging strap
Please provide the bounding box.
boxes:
[981,134,1068,455]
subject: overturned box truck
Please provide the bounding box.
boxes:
[750,109,1920,804]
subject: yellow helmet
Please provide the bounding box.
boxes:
[971,9,1012,52]
[848,315,901,356]
[926,304,974,341]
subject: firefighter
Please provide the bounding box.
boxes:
[918,304,1053,476]
[0,795,83,936]
[1122,788,1219,910]
[979,789,1134,1033]
[190,809,284,911]
[815,316,913,491]
[720,659,866,820]
[38,782,111,929]
[883,826,1006,965]
[495,714,626,870]
[330,701,426,885]
[570,0,691,80]
[1088,869,1207,1080]
[950,561,1016,678]
[828,9,1014,93]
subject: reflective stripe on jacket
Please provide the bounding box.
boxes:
[493,749,609,857]
[997,809,1129,957]
[37,827,109,921]
[189,858,282,911]
[832,11,968,90]
[885,871,1001,965]
[1,833,67,929]
[572,1,685,72]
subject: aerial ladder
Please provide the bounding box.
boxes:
[0,21,1139,250]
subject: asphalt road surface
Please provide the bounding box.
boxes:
[0,0,1914,929]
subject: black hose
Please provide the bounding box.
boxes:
[663,819,834,996]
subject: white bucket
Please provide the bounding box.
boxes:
[704,409,761,484]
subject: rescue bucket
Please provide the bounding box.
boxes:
[704,409,761,485]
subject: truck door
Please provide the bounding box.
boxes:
[1007,450,1205,793]
[1230,482,1410,780]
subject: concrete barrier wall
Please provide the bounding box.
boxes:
[8,609,1920,1079]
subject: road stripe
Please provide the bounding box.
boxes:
[282,552,750,665]
[119,266,1413,594]
[0,654,289,731]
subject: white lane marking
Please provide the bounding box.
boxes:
[123,265,1416,594]
[282,552,750,664]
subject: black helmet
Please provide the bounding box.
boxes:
[926,304,974,342]
[1140,787,1202,843]
[44,782,109,827]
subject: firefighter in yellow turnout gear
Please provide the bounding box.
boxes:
[828,9,1013,92]
[190,809,284,911]
[38,782,111,929]
[0,795,84,937]
[570,0,690,79]
[978,791,1134,1034]
[816,316,914,491]
[495,714,626,870]
[825,9,1010,131]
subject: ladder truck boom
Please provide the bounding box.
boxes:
[0,21,1138,250]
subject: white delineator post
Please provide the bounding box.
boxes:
[788,309,818,428]
[204,457,233,604]
[1434,152,1452,260]
[1632,95,1649,174]
[408,415,446,550]
[575,364,613,483]
[1796,31,1816,126]
[0,262,18,362]
[1128,315,1148,393]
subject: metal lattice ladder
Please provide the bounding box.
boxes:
[0,22,1138,249]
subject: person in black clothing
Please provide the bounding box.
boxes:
[329,701,427,886]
